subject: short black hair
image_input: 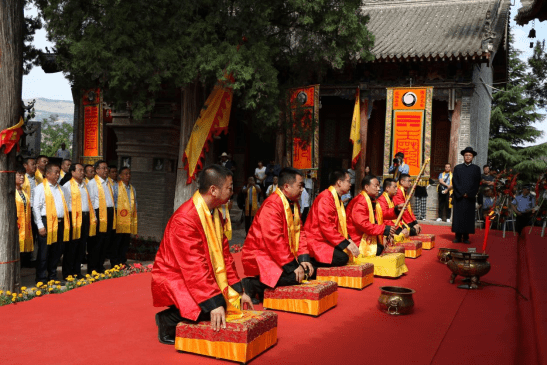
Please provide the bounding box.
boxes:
[278,167,303,187]
[84,164,93,171]
[45,163,60,174]
[23,157,35,165]
[483,165,490,169]
[198,164,233,194]
[329,169,348,186]
[15,165,26,175]
[119,166,130,174]
[37,155,49,161]
[445,163,451,167]
[383,178,397,191]
[395,152,404,158]
[94,160,107,170]
[63,159,72,164]
[69,163,83,173]
[361,175,379,189]
[108,165,117,170]
[399,173,410,183]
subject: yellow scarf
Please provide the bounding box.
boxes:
[94,175,116,232]
[60,170,66,179]
[245,186,259,216]
[84,177,89,184]
[398,185,414,216]
[69,178,97,239]
[221,203,232,240]
[43,181,70,245]
[275,188,301,259]
[328,186,353,263]
[22,175,31,199]
[358,191,381,258]
[116,181,138,234]
[376,192,406,243]
[35,169,44,184]
[192,191,242,320]
[16,189,33,252]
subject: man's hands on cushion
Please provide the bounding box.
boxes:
[294,265,305,283]
[300,261,314,278]
[241,293,254,310]
[347,240,360,257]
[210,306,226,332]
[415,224,422,234]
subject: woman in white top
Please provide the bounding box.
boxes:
[254,161,267,200]
[266,176,278,197]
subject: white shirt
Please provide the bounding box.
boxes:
[86,176,114,209]
[266,184,278,197]
[347,169,356,184]
[33,181,66,229]
[304,177,313,190]
[25,173,37,207]
[55,149,71,160]
[300,189,310,213]
[62,180,90,213]
[255,167,266,181]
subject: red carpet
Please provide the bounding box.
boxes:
[0,225,542,364]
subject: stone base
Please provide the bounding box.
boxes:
[316,263,374,290]
[263,280,338,316]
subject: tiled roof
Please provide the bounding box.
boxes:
[514,0,547,25]
[361,0,511,61]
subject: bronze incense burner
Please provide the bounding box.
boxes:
[447,251,491,289]
[438,248,460,264]
[378,286,415,315]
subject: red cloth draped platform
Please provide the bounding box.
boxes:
[0,225,545,364]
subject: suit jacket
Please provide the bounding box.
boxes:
[346,194,391,244]
[302,189,349,264]
[151,198,242,321]
[242,193,309,288]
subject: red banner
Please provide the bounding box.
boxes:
[289,86,317,170]
[83,105,99,157]
[392,111,424,176]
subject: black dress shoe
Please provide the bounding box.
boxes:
[452,239,462,243]
[155,313,175,345]
[463,239,471,244]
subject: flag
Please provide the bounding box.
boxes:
[183,76,234,183]
[349,88,361,169]
[0,117,24,154]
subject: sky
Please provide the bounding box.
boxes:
[22,1,547,144]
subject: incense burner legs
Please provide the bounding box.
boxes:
[447,252,491,290]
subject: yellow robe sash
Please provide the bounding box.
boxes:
[22,175,31,200]
[35,169,44,184]
[193,191,243,321]
[94,175,116,232]
[328,186,353,263]
[43,182,70,245]
[376,192,406,244]
[60,171,66,179]
[116,181,138,234]
[221,204,232,240]
[69,179,97,239]
[245,186,259,216]
[357,191,382,258]
[16,190,33,252]
[274,188,301,259]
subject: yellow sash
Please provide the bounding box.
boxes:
[376,192,406,244]
[192,191,242,321]
[60,171,66,179]
[16,190,33,252]
[221,204,232,240]
[245,186,258,216]
[357,191,381,258]
[69,178,97,239]
[94,175,116,232]
[43,182,70,245]
[116,181,138,234]
[22,175,31,200]
[274,188,301,259]
[35,169,44,184]
[84,177,89,184]
[328,186,353,263]
[398,185,415,217]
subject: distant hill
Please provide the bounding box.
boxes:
[23,97,74,124]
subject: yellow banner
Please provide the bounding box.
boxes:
[349,88,361,169]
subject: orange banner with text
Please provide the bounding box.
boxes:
[392,111,424,176]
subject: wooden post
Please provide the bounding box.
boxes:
[0,0,23,292]
[355,99,369,196]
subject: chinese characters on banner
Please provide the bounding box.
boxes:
[82,89,101,159]
[392,111,424,176]
[288,85,319,170]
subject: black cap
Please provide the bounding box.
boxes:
[460,146,478,156]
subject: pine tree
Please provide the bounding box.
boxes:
[488,34,546,183]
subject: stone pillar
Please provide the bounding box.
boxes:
[110,105,180,241]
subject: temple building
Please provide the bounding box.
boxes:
[67,0,511,239]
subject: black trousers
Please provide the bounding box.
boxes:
[301,207,310,224]
[36,217,66,283]
[88,207,114,273]
[310,247,349,272]
[243,271,300,300]
[438,192,451,220]
[244,215,254,234]
[156,306,211,339]
[516,213,532,235]
[112,233,131,266]
[62,212,90,279]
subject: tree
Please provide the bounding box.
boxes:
[488,34,546,183]
[40,114,74,157]
[0,0,24,292]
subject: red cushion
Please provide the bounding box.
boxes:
[317,263,374,278]
[264,280,337,300]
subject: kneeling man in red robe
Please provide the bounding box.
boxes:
[392,174,422,236]
[377,178,409,236]
[152,165,253,345]
[303,169,360,268]
[242,168,314,302]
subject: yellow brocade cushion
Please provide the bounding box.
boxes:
[355,253,408,278]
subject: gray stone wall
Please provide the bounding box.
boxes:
[456,95,472,165]
[469,63,493,168]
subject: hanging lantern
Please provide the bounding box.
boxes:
[528,28,536,38]
[530,42,534,48]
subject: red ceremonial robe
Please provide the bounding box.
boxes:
[242,192,310,288]
[392,188,418,226]
[377,193,399,226]
[346,194,391,244]
[151,198,242,321]
[302,189,349,264]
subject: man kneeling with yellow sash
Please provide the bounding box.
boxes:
[241,168,314,303]
[347,176,408,277]
[152,165,253,345]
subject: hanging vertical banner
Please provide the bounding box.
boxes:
[288,84,320,170]
[383,87,433,180]
[349,88,361,169]
[82,89,102,162]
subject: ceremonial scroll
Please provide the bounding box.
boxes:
[82,88,102,165]
[383,87,433,181]
[288,85,320,170]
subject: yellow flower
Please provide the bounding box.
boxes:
[36,282,43,287]
[91,271,98,275]
[6,291,11,296]
[12,297,16,302]
[48,288,53,292]
[21,287,27,291]
[36,291,42,296]
[18,294,23,298]
[100,274,105,278]
[48,280,54,285]
[55,281,60,285]
[115,265,120,269]
[67,277,74,282]
[57,285,61,289]
[0,290,3,295]
[94,276,99,280]
[86,274,90,278]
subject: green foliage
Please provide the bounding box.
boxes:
[35,0,374,126]
[488,34,546,183]
[23,1,43,75]
[40,114,73,157]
